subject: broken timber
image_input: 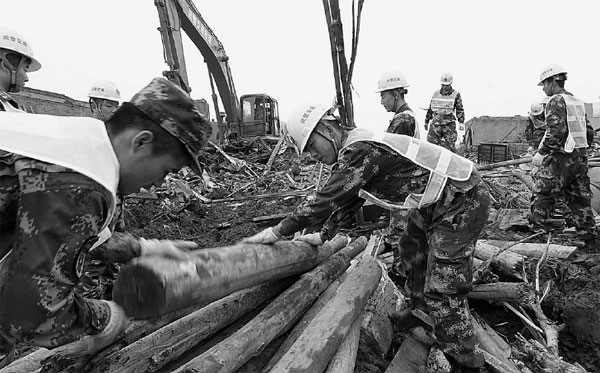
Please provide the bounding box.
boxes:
[171,236,368,373]
[113,235,350,318]
[480,239,577,260]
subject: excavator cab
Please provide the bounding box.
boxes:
[239,94,280,139]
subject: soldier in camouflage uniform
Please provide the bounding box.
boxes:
[525,102,547,151]
[0,27,41,112]
[530,65,598,249]
[424,72,465,152]
[376,71,419,137]
[0,77,211,363]
[244,104,491,372]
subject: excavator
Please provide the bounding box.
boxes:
[154,0,280,141]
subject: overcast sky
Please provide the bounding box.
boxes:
[3,0,600,132]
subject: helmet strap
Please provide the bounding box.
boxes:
[91,98,107,121]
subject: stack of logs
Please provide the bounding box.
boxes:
[3,234,406,373]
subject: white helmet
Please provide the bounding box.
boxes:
[0,27,41,71]
[375,71,409,92]
[529,102,544,116]
[88,80,121,102]
[538,64,567,86]
[285,104,331,154]
[440,72,453,85]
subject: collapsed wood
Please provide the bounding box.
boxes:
[468,282,536,304]
[113,235,350,318]
[480,239,577,260]
[474,241,526,280]
[266,256,382,373]
[324,315,362,373]
[171,236,368,373]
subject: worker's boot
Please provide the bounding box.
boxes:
[390,308,433,332]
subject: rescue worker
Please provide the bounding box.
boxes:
[424,72,465,152]
[0,77,211,363]
[88,80,121,121]
[525,102,546,151]
[376,71,419,137]
[530,64,598,249]
[0,27,41,112]
[243,104,491,372]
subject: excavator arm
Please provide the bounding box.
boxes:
[154,0,240,124]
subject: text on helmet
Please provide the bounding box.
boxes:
[2,35,28,47]
[300,106,317,124]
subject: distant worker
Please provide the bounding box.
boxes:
[530,64,598,250]
[88,80,121,121]
[0,77,211,363]
[243,104,490,372]
[424,72,465,152]
[376,71,419,137]
[525,102,546,151]
[0,27,41,112]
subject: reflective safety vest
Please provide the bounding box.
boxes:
[529,114,546,129]
[430,90,458,115]
[0,92,24,113]
[546,94,588,153]
[343,128,474,209]
[392,109,420,139]
[0,112,119,246]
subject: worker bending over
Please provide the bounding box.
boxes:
[0,27,40,112]
[424,72,465,152]
[244,104,490,372]
[525,101,547,152]
[0,78,211,364]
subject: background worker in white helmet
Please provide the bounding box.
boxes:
[525,101,547,152]
[530,64,598,250]
[88,80,121,121]
[0,27,41,112]
[424,72,465,152]
[243,103,491,372]
[376,71,419,138]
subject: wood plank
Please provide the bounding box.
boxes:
[384,335,429,373]
[480,239,577,260]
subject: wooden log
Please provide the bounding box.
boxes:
[474,241,526,280]
[513,334,587,373]
[324,314,362,373]
[88,280,292,373]
[172,236,368,373]
[266,256,382,373]
[468,282,536,304]
[113,235,350,318]
[384,334,429,373]
[359,263,406,359]
[480,239,577,260]
[39,298,220,372]
[0,348,51,373]
[471,314,521,373]
[476,156,532,171]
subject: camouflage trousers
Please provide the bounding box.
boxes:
[427,120,457,153]
[394,181,491,368]
[76,260,120,300]
[530,152,597,240]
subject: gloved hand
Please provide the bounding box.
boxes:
[424,121,429,130]
[85,301,130,352]
[242,227,282,244]
[139,238,196,260]
[459,123,464,131]
[532,152,545,167]
[293,232,324,246]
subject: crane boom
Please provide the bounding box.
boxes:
[154,0,240,124]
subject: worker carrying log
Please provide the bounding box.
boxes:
[529,64,598,251]
[376,70,419,138]
[424,72,465,153]
[0,27,41,112]
[0,77,211,366]
[243,103,491,372]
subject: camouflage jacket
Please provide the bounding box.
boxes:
[387,103,416,136]
[277,133,434,240]
[0,151,140,348]
[538,90,594,157]
[425,89,465,125]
